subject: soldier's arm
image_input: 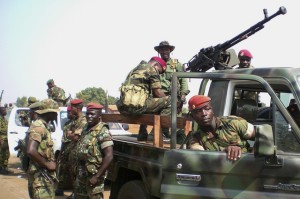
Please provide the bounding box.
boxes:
[27,138,56,171]
[152,88,166,98]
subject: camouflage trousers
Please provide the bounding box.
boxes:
[0,138,10,167]
[74,165,104,199]
[57,142,73,190]
[28,170,56,199]
[145,96,171,115]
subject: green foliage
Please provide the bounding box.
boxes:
[75,87,118,106]
[16,96,28,107]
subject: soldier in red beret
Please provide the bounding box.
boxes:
[74,102,113,198]
[237,49,254,69]
[187,95,256,161]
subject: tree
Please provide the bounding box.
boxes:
[16,96,28,107]
[76,87,118,106]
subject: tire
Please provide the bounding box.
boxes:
[117,180,151,199]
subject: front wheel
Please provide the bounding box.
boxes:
[117,180,152,199]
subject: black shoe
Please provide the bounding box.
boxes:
[0,167,13,175]
[67,192,75,199]
[55,189,64,196]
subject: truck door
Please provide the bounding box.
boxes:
[162,72,300,199]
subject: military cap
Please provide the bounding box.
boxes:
[28,96,38,104]
[35,99,60,114]
[154,41,175,52]
[87,102,103,110]
[46,79,54,84]
[188,95,211,111]
[238,49,253,58]
[70,99,83,105]
[29,101,42,110]
[151,56,167,71]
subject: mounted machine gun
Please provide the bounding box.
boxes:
[185,6,287,72]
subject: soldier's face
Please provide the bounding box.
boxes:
[86,109,101,126]
[239,56,251,68]
[191,103,214,127]
[158,47,171,61]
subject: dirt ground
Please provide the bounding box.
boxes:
[0,155,110,199]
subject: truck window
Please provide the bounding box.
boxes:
[15,109,30,127]
[232,85,300,153]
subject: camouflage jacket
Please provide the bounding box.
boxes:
[62,120,72,143]
[77,122,113,175]
[28,118,55,173]
[123,60,162,96]
[160,58,190,96]
[189,116,253,152]
[47,86,66,102]
[0,115,8,138]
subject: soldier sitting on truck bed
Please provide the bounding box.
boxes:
[187,95,256,161]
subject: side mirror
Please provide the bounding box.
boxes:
[254,124,275,157]
[48,121,56,132]
[122,123,129,131]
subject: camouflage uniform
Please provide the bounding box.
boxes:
[74,122,113,199]
[47,86,66,107]
[27,118,57,199]
[0,114,9,171]
[58,115,87,190]
[56,119,72,191]
[189,116,253,152]
[118,60,171,115]
[160,58,190,100]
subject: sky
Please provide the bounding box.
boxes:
[0,0,299,105]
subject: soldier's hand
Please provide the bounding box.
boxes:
[46,161,56,171]
[225,145,241,161]
[89,175,99,186]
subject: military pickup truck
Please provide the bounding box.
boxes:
[103,67,300,199]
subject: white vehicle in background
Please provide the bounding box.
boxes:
[8,107,131,157]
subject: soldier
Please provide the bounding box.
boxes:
[0,106,11,175]
[20,97,39,127]
[237,49,254,69]
[187,95,256,161]
[46,79,68,106]
[74,103,113,199]
[154,41,190,141]
[57,99,87,199]
[26,99,59,199]
[116,56,171,141]
[55,106,75,197]
[154,41,190,112]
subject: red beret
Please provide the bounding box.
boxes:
[238,49,253,58]
[71,99,83,105]
[151,56,167,71]
[188,95,211,111]
[87,102,103,110]
[67,106,72,111]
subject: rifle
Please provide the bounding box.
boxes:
[185,6,287,72]
[0,90,3,106]
[15,138,58,184]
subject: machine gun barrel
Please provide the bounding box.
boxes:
[186,6,287,72]
[219,6,287,50]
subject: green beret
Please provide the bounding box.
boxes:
[28,97,38,104]
[46,79,54,84]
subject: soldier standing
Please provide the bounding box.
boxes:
[74,103,113,199]
[58,99,87,199]
[55,106,75,197]
[0,106,11,175]
[46,79,68,106]
[154,41,190,113]
[26,99,59,199]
